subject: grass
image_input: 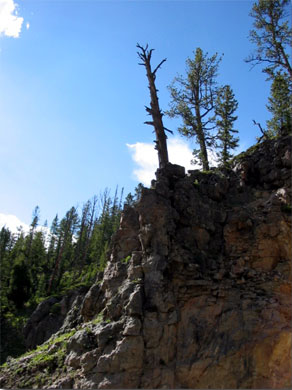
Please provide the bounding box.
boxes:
[121,255,131,264]
[2,329,77,365]
[0,328,78,388]
[91,312,104,325]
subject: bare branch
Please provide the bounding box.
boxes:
[145,106,153,115]
[253,119,267,137]
[153,58,167,75]
[164,127,174,135]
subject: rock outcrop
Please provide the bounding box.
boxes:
[0,135,291,389]
[23,286,89,350]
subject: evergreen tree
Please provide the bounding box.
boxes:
[0,226,13,263]
[31,206,40,231]
[25,206,40,260]
[167,48,221,170]
[246,0,292,139]
[125,183,144,207]
[88,188,123,270]
[246,0,292,79]
[266,71,292,135]
[47,207,78,293]
[0,227,15,312]
[28,231,47,297]
[215,85,239,167]
[8,254,31,309]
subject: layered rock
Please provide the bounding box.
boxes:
[0,135,291,389]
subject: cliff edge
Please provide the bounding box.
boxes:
[0,135,291,389]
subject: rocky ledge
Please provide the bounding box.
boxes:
[0,135,291,389]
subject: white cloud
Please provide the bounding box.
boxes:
[0,213,30,233]
[0,213,50,239]
[127,137,220,186]
[127,142,157,186]
[0,0,24,38]
[168,138,196,170]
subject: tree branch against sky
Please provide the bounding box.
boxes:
[246,0,292,78]
[246,0,292,136]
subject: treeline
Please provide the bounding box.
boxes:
[0,187,142,317]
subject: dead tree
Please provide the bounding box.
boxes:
[137,43,172,169]
[253,119,269,142]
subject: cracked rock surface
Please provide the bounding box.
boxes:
[0,135,291,389]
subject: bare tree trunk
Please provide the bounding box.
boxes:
[137,44,172,169]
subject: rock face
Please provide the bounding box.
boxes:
[23,286,89,350]
[0,135,291,389]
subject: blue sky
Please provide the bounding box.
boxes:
[0,0,280,229]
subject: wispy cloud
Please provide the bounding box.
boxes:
[0,0,24,38]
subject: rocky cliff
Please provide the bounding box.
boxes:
[0,135,291,389]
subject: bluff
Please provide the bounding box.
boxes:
[0,135,291,389]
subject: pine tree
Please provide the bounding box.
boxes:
[28,231,47,297]
[246,0,292,79]
[0,227,14,313]
[167,48,221,170]
[246,0,292,139]
[8,254,31,309]
[266,71,292,135]
[25,206,40,260]
[215,85,239,167]
[47,207,78,293]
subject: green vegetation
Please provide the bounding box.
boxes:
[215,85,239,167]
[1,0,291,372]
[266,72,292,136]
[121,255,131,264]
[246,0,292,136]
[17,329,77,360]
[92,312,104,325]
[0,188,125,363]
[0,330,77,388]
[167,48,222,171]
[0,183,144,364]
[246,0,291,78]
[231,143,261,164]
